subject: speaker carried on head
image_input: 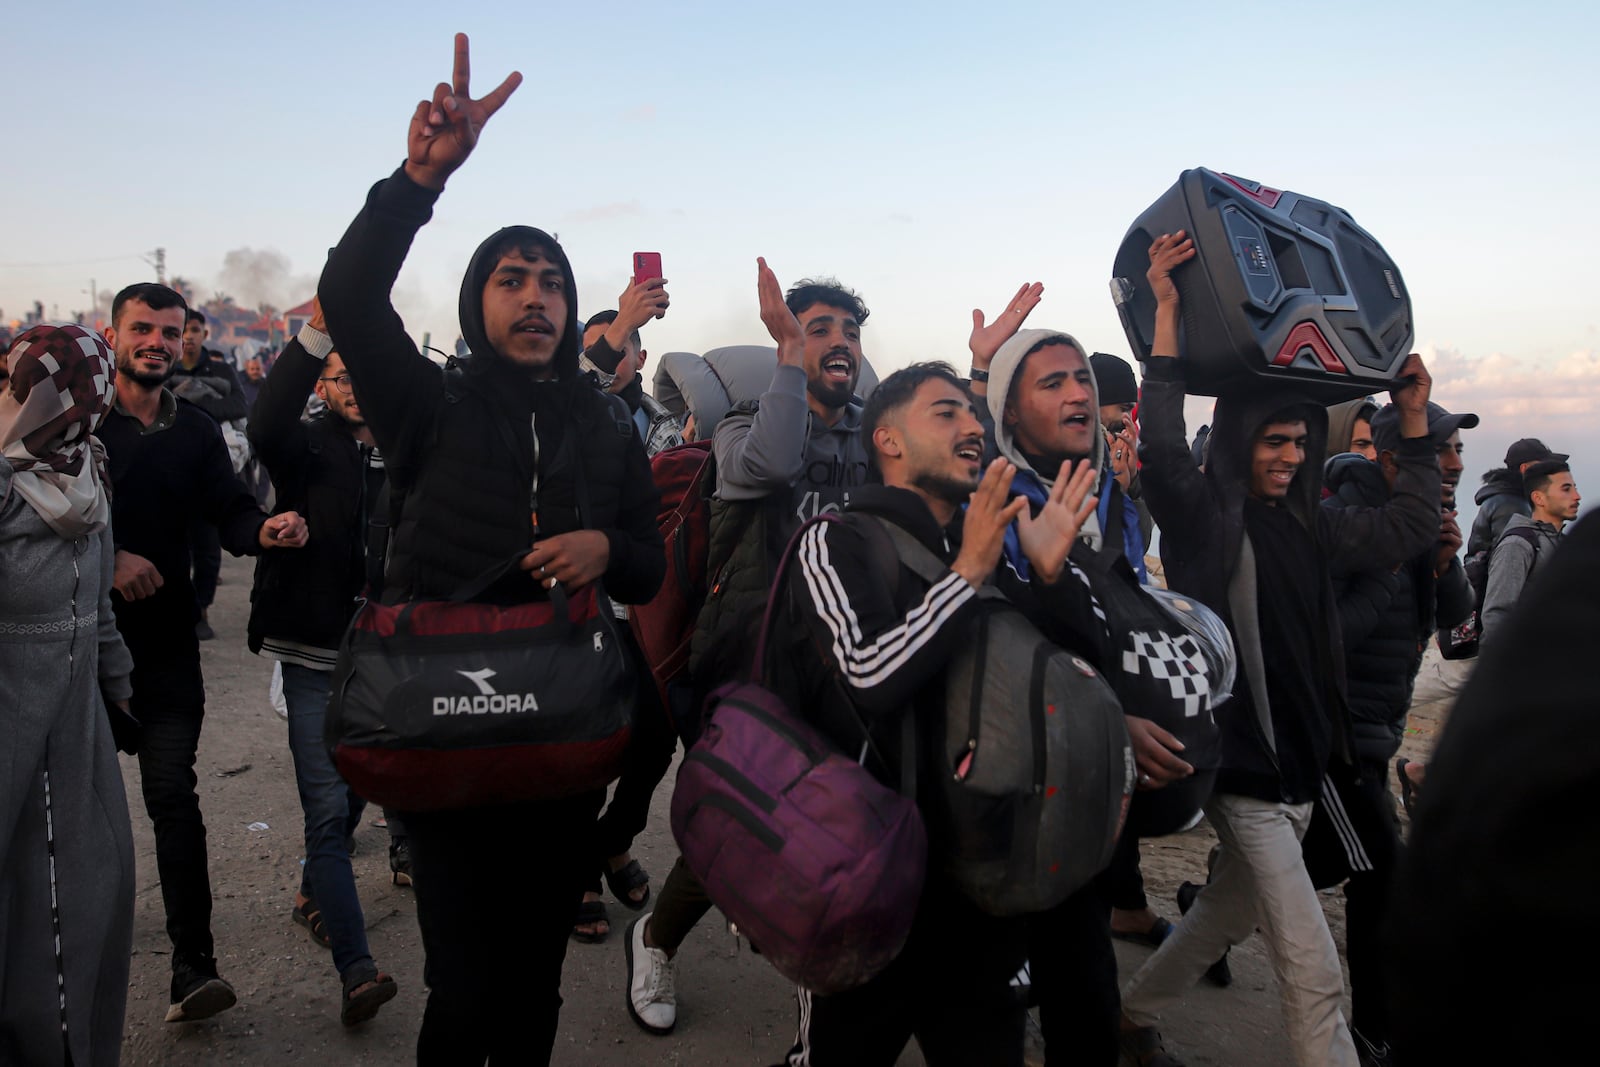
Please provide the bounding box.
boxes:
[1112,168,1413,402]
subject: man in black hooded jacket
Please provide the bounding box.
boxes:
[317,35,664,1065]
[1117,233,1440,1067]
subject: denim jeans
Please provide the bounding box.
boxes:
[280,662,372,978]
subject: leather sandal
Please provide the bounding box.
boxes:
[293,894,332,950]
[605,858,651,911]
[340,963,397,1026]
[572,897,610,943]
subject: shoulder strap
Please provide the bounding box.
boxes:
[873,516,1005,603]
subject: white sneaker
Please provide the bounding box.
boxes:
[625,914,677,1035]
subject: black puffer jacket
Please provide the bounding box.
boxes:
[1322,453,1471,765]
[1467,467,1529,557]
[319,168,663,607]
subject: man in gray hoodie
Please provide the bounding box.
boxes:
[626,260,874,1037]
[1480,459,1579,644]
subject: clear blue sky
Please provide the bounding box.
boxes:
[6,0,1596,511]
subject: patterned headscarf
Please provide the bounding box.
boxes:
[0,323,117,538]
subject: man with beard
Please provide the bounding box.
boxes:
[1117,234,1440,1067]
[779,361,1097,1066]
[1304,399,1476,1064]
[624,262,874,1035]
[99,282,308,1023]
[317,36,663,1064]
[172,310,250,639]
[245,297,399,1025]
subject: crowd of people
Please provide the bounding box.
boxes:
[1,33,1590,1067]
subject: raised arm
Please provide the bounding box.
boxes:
[1135,233,1216,543]
[711,259,813,500]
[318,34,521,480]
[246,303,326,475]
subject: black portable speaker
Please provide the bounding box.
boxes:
[1112,168,1413,401]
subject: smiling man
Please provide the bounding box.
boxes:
[99,281,309,1024]
[624,262,875,1036]
[1117,234,1441,1067]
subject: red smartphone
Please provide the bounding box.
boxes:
[632,252,663,286]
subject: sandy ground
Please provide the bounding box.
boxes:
[116,555,1468,1065]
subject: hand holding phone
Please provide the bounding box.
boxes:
[631,252,667,320]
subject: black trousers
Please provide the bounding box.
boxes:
[405,791,603,1066]
[188,515,221,611]
[588,658,676,893]
[1302,757,1401,1048]
[1029,881,1121,1067]
[785,879,1028,1067]
[130,656,214,967]
[1097,828,1148,913]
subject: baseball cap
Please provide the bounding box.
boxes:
[1505,438,1569,469]
[1369,401,1481,457]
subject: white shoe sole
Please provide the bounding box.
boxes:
[624,916,675,1035]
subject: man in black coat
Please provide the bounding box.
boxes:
[317,35,663,1065]
[245,300,399,1024]
[100,282,308,1023]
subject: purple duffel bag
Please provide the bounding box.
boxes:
[670,515,927,995]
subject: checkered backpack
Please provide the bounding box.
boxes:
[1072,501,1228,838]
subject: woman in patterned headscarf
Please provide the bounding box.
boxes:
[0,323,137,1066]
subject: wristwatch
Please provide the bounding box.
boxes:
[969,367,990,383]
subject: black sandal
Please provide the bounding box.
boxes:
[1396,758,1419,819]
[293,895,332,950]
[340,963,397,1026]
[572,898,610,943]
[605,859,651,911]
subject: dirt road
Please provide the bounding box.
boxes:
[116,555,1459,1065]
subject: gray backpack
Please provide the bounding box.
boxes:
[875,520,1133,916]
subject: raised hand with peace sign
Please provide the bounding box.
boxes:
[404,33,523,192]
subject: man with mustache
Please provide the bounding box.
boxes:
[774,361,1097,1066]
[99,282,309,1023]
[317,35,663,1063]
[624,262,874,1035]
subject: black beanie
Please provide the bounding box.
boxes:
[1090,352,1138,407]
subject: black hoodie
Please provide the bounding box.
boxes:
[318,167,664,606]
[1138,360,1440,803]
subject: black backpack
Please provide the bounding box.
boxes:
[1440,526,1540,660]
[872,518,1133,917]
